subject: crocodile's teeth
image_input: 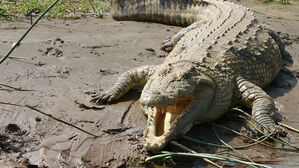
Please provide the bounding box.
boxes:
[147,108,157,137]
[164,111,175,132]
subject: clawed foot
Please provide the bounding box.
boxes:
[161,34,181,52]
[161,36,174,52]
[90,90,116,105]
[256,123,287,138]
[255,109,287,137]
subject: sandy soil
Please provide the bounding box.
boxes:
[0,0,299,167]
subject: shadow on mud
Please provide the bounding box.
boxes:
[266,37,298,98]
[266,68,297,98]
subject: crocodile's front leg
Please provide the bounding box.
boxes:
[91,65,156,104]
[236,77,282,134]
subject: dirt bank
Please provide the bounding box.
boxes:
[0,0,299,167]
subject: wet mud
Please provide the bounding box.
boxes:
[0,0,299,167]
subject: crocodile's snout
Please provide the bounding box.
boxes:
[140,94,156,106]
[140,91,176,106]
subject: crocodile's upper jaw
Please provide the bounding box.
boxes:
[142,96,193,151]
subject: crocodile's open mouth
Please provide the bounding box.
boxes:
[144,96,193,151]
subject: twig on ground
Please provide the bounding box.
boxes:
[0,83,35,91]
[279,122,299,134]
[8,56,31,60]
[0,101,99,137]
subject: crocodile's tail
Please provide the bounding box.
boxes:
[111,0,208,26]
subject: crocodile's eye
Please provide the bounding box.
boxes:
[182,71,191,79]
[180,67,195,79]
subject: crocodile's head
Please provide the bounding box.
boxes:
[140,61,215,152]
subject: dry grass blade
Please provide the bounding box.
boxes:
[146,151,272,168]
[182,135,230,149]
[0,83,35,91]
[212,126,255,163]
[214,123,299,152]
[232,108,299,152]
[170,141,223,168]
[279,122,299,134]
[184,125,274,151]
[183,118,298,153]
[217,151,281,165]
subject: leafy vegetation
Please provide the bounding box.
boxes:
[0,0,8,17]
[0,0,110,19]
[262,0,290,4]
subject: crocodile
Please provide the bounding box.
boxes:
[91,0,286,151]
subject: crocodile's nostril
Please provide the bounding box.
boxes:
[140,94,153,105]
[140,90,162,106]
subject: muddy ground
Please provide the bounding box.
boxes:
[0,0,299,167]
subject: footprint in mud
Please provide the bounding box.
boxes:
[82,43,118,57]
[278,32,299,46]
[5,124,22,134]
[96,69,119,76]
[89,50,101,57]
[35,65,71,79]
[0,124,27,152]
[39,47,63,57]
[44,37,65,47]
[39,37,65,57]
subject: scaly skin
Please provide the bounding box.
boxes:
[91,0,285,152]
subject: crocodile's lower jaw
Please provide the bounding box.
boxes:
[143,97,192,151]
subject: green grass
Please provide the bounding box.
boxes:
[0,0,110,19]
[262,0,290,4]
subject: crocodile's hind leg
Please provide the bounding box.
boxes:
[161,21,203,52]
[236,77,282,134]
[91,65,156,104]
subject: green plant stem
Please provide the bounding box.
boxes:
[146,151,272,168]
[170,141,223,168]
[233,108,299,152]
[88,0,96,13]
[183,129,272,151]
[0,0,60,64]
[212,126,256,164]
